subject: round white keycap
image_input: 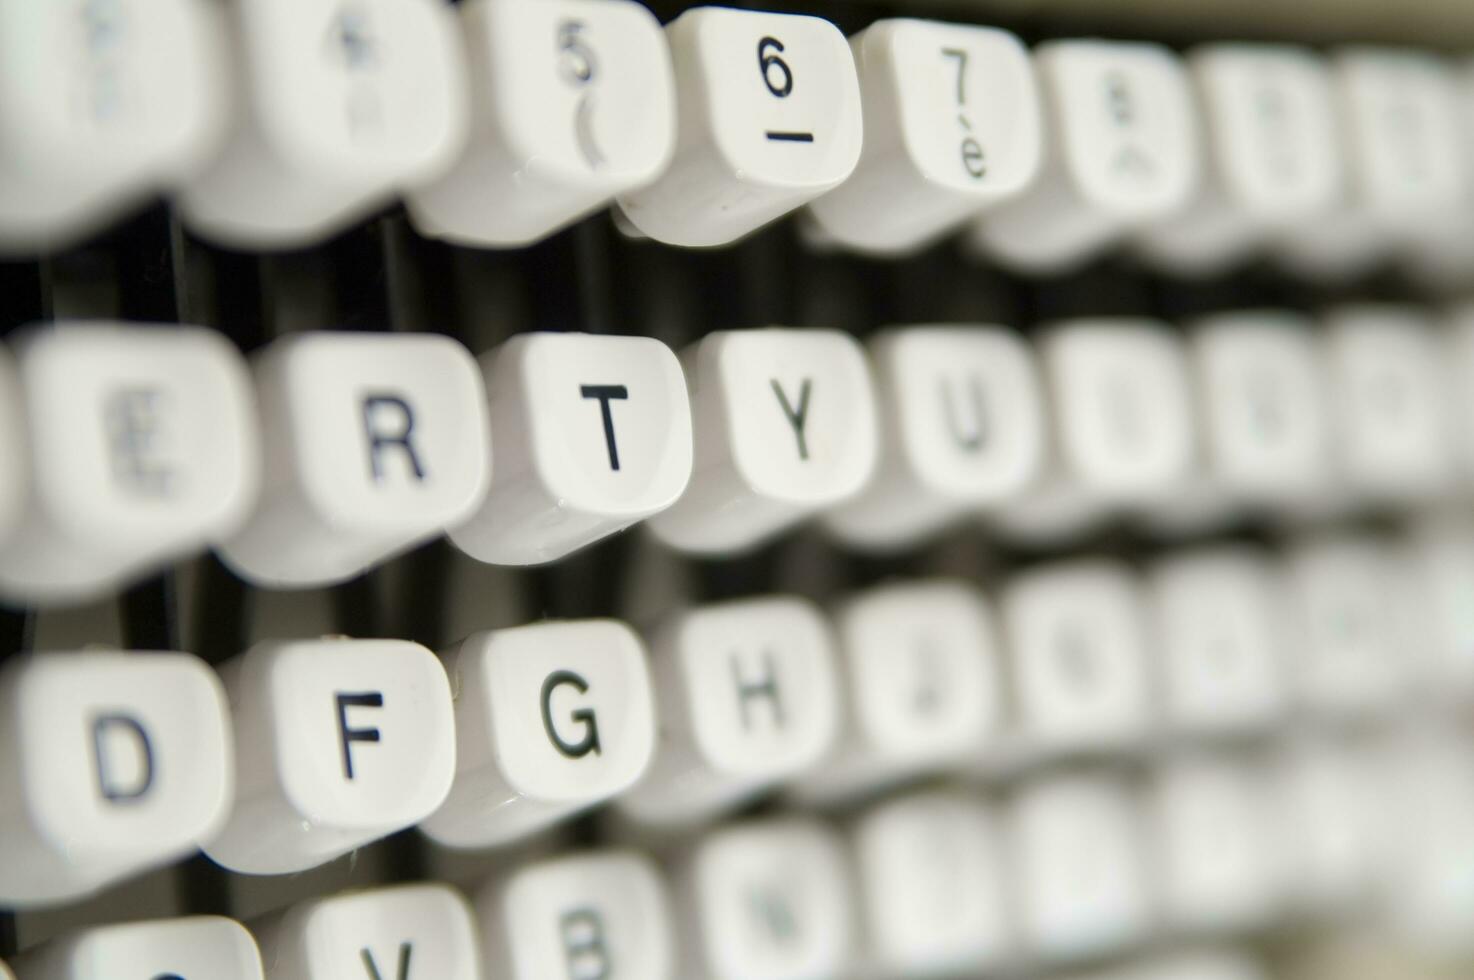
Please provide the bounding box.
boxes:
[972,40,1199,273]
[181,0,468,248]
[648,328,878,555]
[0,323,258,605]
[480,851,675,980]
[1280,49,1469,280]
[204,637,455,875]
[676,818,855,980]
[1008,774,1152,963]
[615,8,863,247]
[1149,755,1287,933]
[805,20,1041,254]
[1322,306,1454,507]
[793,580,1000,805]
[0,650,232,907]
[1147,547,1289,736]
[999,560,1151,763]
[619,596,840,826]
[448,332,692,566]
[1137,45,1343,275]
[421,620,655,849]
[0,0,226,252]
[408,0,675,246]
[825,324,1045,549]
[10,916,262,980]
[253,883,479,980]
[219,331,491,588]
[853,791,1012,978]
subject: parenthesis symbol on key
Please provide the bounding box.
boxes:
[576,93,605,168]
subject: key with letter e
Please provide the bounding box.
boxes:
[649,328,877,555]
[449,333,692,565]
[0,651,232,906]
[409,0,675,246]
[615,8,862,246]
[204,638,455,875]
[421,620,655,848]
[219,332,490,588]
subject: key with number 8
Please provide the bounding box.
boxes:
[807,20,1042,255]
[615,8,863,248]
[408,0,676,247]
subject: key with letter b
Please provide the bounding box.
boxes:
[0,651,232,906]
[615,8,862,247]
[421,620,655,848]
[409,0,676,246]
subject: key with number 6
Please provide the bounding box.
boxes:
[615,8,862,247]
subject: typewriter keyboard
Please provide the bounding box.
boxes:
[1,0,1474,978]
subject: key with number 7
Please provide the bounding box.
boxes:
[807,20,1042,255]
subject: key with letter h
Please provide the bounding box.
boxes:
[219,332,490,588]
[204,638,455,875]
[619,596,840,826]
[421,620,655,848]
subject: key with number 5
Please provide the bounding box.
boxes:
[408,0,676,247]
[616,8,863,248]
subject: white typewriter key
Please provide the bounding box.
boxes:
[407,0,675,246]
[648,329,878,554]
[805,21,1041,254]
[1323,307,1453,505]
[10,917,262,980]
[1039,319,1195,512]
[825,326,1044,549]
[679,818,854,980]
[794,581,999,804]
[1000,561,1151,759]
[1283,537,1406,717]
[448,333,692,566]
[1150,756,1285,932]
[1009,774,1152,962]
[0,0,225,252]
[1189,311,1330,509]
[1404,518,1474,701]
[1276,734,1388,910]
[479,851,674,980]
[421,620,655,848]
[1148,548,1288,735]
[0,324,256,604]
[1281,49,1467,280]
[181,0,467,248]
[1450,304,1474,481]
[619,597,839,826]
[219,332,490,588]
[253,883,478,980]
[204,638,455,875]
[853,792,1011,978]
[973,41,1198,273]
[1137,46,1342,275]
[615,8,862,247]
[0,651,231,906]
